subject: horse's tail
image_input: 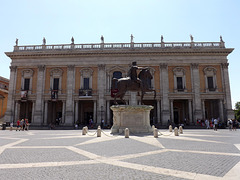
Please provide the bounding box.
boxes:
[112,78,118,90]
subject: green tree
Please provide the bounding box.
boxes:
[235,102,240,121]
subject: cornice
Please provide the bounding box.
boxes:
[5,48,234,59]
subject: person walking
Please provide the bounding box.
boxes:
[205,119,210,129]
[101,119,104,129]
[16,119,20,131]
[214,118,218,131]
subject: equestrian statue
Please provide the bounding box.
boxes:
[111,62,156,104]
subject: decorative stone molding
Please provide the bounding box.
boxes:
[173,67,186,76]
[38,65,45,72]
[221,63,229,69]
[203,66,218,92]
[160,63,168,69]
[21,69,34,77]
[98,64,105,70]
[50,68,63,91]
[173,67,186,92]
[67,65,75,71]
[203,67,217,76]
[80,68,93,89]
[191,63,199,69]
[10,66,17,72]
[50,68,63,76]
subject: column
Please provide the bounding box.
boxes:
[157,100,161,124]
[219,99,224,121]
[62,101,66,124]
[44,101,48,125]
[65,65,75,126]
[160,63,170,125]
[97,64,106,124]
[93,100,97,124]
[221,63,234,120]
[106,100,110,125]
[34,65,45,125]
[202,100,205,120]
[4,66,17,123]
[188,100,193,124]
[14,101,19,122]
[75,101,79,124]
[31,101,35,123]
[170,100,174,122]
[191,63,202,123]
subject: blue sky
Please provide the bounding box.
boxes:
[0,0,239,108]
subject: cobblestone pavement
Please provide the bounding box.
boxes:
[0,129,240,180]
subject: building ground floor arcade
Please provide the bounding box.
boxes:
[11,93,228,128]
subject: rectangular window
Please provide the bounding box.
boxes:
[53,78,59,90]
[207,77,214,91]
[24,78,30,91]
[177,77,183,90]
[84,78,89,89]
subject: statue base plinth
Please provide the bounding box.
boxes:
[110,105,153,134]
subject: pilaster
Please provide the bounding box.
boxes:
[191,63,202,123]
[160,63,170,124]
[65,65,75,125]
[4,66,17,123]
[221,63,234,120]
[97,64,106,124]
[34,65,45,125]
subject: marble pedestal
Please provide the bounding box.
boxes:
[110,105,153,134]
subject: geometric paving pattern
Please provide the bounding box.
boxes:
[0,129,240,180]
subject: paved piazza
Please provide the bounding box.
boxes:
[0,129,240,180]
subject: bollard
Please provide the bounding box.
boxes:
[98,125,101,129]
[82,127,86,135]
[179,126,183,134]
[169,125,172,132]
[174,127,179,136]
[97,127,101,137]
[152,125,155,130]
[85,126,88,133]
[125,128,129,138]
[154,128,158,138]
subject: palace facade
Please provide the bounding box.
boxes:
[0,76,9,123]
[4,37,234,127]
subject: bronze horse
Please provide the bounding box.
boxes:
[112,68,156,104]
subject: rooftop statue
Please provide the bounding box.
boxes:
[112,61,156,104]
[43,37,46,45]
[15,38,18,46]
[71,37,74,44]
[101,35,104,43]
[130,34,134,43]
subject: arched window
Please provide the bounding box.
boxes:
[113,71,122,79]
[112,71,122,89]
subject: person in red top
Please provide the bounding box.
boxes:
[16,119,20,131]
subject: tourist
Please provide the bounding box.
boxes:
[214,118,218,131]
[16,119,20,131]
[101,119,104,129]
[10,122,13,131]
[227,119,232,131]
[25,119,29,131]
[205,119,210,129]
[233,119,238,131]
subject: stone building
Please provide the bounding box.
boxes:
[0,76,9,123]
[4,37,234,127]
